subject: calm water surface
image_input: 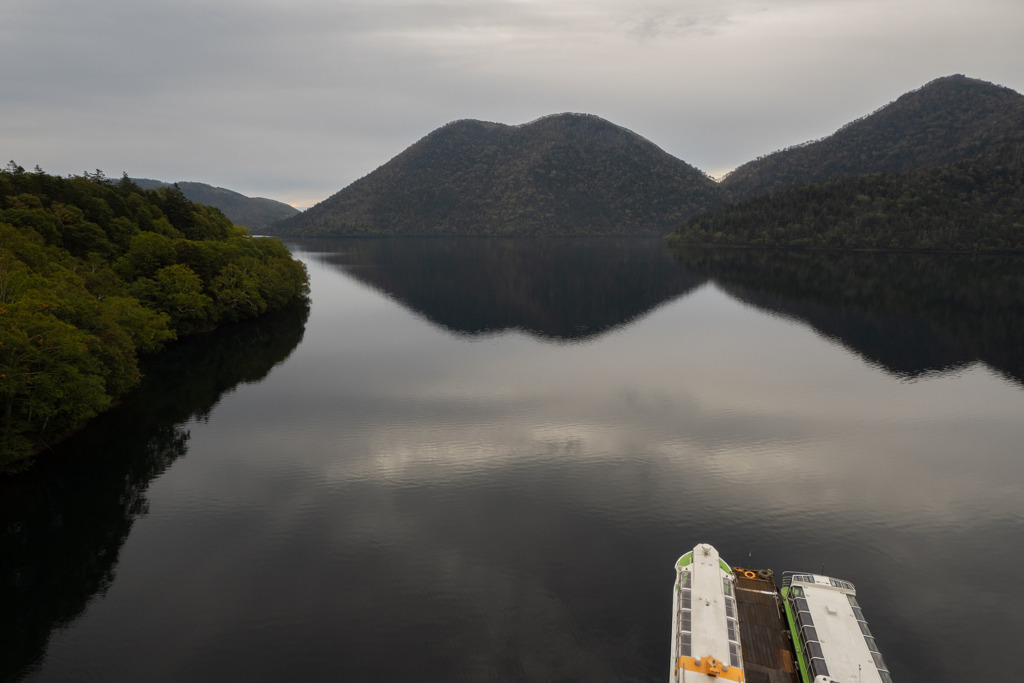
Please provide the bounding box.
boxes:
[3,238,1023,682]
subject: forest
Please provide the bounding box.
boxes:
[668,152,1024,251]
[0,163,309,471]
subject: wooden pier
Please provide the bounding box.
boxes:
[731,567,800,683]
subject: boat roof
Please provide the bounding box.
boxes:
[672,544,744,682]
[786,573,889,683]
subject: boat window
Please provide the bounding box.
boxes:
[852,606,865,622]
[678,610,691,631]
[864,636,879,653]
[796,610,814,629]
[679,589,691,608]
[729,642,741,669]
[725,599,735,619]
[727,619,737,642]
[679,571,692,589]
[847,594,860,608]
[879,671,893,683]
[801,625,818,643]
[723,579,732,596]
[788,586,804,598]
[829,578,855,590]
[858,620,873,638]
[804,641,824,660]
[809,657,830,678]
[677,632,691,657]
[793,597,809,613]
[872,651,888,671]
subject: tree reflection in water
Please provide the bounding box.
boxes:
[0,299,309,682]
[672,248,1024,385]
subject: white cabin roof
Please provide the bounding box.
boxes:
[671,543,743,683]
[788,573,888,683]
[690,544,730,662]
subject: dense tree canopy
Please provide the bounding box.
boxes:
[0,164,308,470]
[668,151,1024,251]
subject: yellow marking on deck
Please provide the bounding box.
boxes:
[675,655,745,681]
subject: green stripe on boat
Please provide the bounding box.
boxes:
[780,586,811,683]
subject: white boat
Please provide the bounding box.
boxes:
[670,543,745,682]
[780,572,893,683]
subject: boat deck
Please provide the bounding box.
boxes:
[732,568,800,683]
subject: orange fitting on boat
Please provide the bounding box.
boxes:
[677,656,745,682]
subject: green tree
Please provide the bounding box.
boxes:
[115,231,176,280]
[131,264,212,333]
[210,261,266,322]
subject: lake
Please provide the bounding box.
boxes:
[3,238,1023,682]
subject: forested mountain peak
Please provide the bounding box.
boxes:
[267,114,722,237]
[132,178,299,228]
[720,74,1024,200]
[670,75,1024,252]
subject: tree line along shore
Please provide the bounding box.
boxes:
[1,164,309,471]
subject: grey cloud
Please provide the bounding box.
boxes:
[2,0,1022,204]
[622,3,732,37]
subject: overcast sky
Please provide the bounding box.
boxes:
[3,0,1022,208]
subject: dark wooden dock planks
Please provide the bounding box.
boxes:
[733,568,800,683]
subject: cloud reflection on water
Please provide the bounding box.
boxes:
[205,246,1024,534]
[16,238,1023,683]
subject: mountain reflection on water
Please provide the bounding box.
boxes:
[311,237,1024,384]
[311,237,707,340]
[3,238,1023,683]
[671,248,1024,385]
[0,300,309,682]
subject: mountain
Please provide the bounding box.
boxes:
[720,75,1024,201]
[671,75,1024,250]
[132,179,299,228]
[267,114,722,237]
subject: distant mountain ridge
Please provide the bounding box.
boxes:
[720,75,1024,200]
[671,75,1024,250]
[267,74,1022,245]
[132,179,299,228]
[267,113,722,237]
